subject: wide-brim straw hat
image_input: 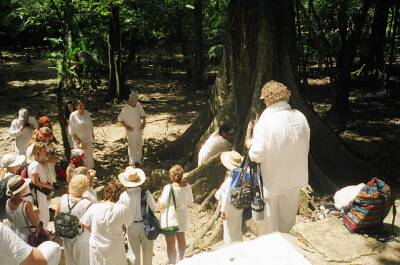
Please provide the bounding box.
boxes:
[118,166,146,188]
[220,151,243,170]
[7,175,31,196]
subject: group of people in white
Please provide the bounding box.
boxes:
[1,80,310,265]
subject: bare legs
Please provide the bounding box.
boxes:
[165,232,186,264]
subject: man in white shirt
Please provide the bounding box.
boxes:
[248,80,310,235]
[9,108,36,155]
[0,222,61,265]
[198,125,232,166]
[118,92,146,166]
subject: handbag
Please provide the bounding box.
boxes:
[160,184,179,235]
[141,189,161,240]
[230,155,257,209]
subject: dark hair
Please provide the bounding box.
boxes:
[219,124,230,134]
[64,100,76,120]
[103,179,125,202]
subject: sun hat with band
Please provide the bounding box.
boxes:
[6,175,31,196]
[220,151,244,170]
[118,166,146,188]
[1,153,26,169]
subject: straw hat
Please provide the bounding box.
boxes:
[118,166,146,188]
[220,151,243,170]
[6,175,31,196]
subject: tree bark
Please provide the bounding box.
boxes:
[108,4,127,99]
[179,0,372,198]
[194,0,205,90]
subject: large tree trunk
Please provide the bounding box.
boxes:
[193,0,205,90]
[181,0,372,199]
[108,4,127,99]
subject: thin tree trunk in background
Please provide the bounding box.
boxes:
[334,0,372,117]
[361,0,391,75]
[295,0,305,85]
[108,4,127,99]
[194,0,205,90]
[57,0,74,160]
[386,2,400,92]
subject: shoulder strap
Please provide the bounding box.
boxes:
[21,201,36,229]
[391,200,397,236]
[170,184,177,209]
[141,189,149,218]
[67,195,85,213]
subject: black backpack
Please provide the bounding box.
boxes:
[141,189,160,240]
[0,174,14,220]
[54,196,89,239]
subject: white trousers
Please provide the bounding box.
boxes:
[127,223,153,265]
[223,205,243,244]
[36,190,50,229]
[256,188,300,235]
[126,129,143,165]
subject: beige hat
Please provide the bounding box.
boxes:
[220,151,243,170]
[118,166,146,188]
[7,175,31,196]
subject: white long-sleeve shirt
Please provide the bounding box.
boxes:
[249,101,310,197]
[69,110,94,145]
[9,118,33,155]
[117,102,145,130]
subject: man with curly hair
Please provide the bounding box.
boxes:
[248,80,310,235]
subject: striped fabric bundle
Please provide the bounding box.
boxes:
[342,177,391,233]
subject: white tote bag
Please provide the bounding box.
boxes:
[160,185,179,235]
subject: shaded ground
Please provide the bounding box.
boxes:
[302,77,400,190]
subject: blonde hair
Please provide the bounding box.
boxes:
[169,164,184,183]
[261,80,291,106]
[74,166,88,176]
[31,142,47,161]
[68,174,89,197]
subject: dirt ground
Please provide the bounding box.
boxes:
[1,53,399,264]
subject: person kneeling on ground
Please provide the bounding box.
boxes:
[197,124,232,167]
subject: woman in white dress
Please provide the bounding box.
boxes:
[215,151,244,244]
[81,179,133,265]
[118,166,157,265]
[159,165,194,264]
[74,166,98,202]
[27,142,54,229]
[6,175,40,242]
[55,174,92,265]
[69,99,95,169]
